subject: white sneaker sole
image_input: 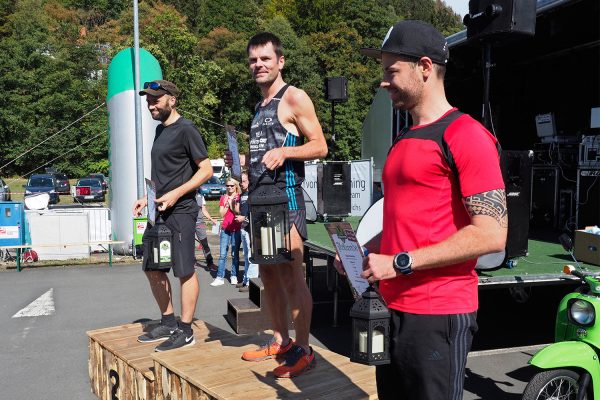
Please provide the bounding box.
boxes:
[154,338,196,352]
[137,336,170,343]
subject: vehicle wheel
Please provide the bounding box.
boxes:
[522,369,589,400]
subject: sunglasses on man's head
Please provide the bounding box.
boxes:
[143,81,171,94]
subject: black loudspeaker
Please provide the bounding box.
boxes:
[531,166,559,229]
[465,0,537,40]
[317,162,351,218]
[501,150,532,258]
[576,168,600,228]
[325,77,348,102]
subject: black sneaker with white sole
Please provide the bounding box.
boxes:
[137,324,176,343]
[155,329,195,352]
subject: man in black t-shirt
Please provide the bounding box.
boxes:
[134,80,212,352]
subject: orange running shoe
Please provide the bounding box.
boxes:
[273,345,316,378]
[241,338,293,362]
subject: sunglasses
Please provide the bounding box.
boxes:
[226,184,235,187]
[143,81,171,94]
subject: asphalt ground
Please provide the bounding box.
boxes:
[0,230,568,399]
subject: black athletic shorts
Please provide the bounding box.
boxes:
[376,310,478,400]
[142,212,196,278]
[288,209,307,241]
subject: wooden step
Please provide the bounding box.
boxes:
[226,298,272,335]
[152,330,378,400]
[88,321,378,400]
[248,277,264,308]
[87,320,229,400]
[227,277,271,334]
[226,283,295,334]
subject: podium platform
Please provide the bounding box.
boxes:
[88,320,377,400]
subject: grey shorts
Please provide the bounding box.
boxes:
[142,212,196,278]
[289,209,307,241]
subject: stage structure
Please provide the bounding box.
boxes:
[107,48,162,254]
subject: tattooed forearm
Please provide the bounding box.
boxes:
[465,189,508,228]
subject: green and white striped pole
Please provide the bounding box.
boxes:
[107,48,162,254]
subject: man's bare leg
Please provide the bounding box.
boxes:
[260,226,311,348]
[280,226,312,351]
[260,263,291,345]
[179,271,199,323]
[144,270,174,316]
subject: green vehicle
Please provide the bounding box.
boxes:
[523,235,599,400]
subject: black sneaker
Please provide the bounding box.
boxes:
[155,329,195,352]
[137,324,176,343]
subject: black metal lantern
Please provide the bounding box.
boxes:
[248,175,292,264]
[350,286,391,365]
[145,220,173,270]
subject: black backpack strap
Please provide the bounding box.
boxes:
[441,112,502,193]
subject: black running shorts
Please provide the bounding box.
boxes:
[288,209,307,241]
[142,212,197,278]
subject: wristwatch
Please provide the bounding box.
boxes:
[393,252,413,275]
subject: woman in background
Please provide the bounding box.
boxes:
[210,178,242,286]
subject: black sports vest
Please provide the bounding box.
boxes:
[249,84,305,210]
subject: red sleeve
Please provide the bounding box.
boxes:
[219,195,227,207]
[445,115,505,197]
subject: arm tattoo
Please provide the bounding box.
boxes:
[465,189,508,228]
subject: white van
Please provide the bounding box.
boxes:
[210,159,227,179]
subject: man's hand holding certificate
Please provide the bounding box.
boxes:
[326,222,370,300]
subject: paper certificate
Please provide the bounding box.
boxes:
[325,222,370,299]
[145,178,157,225]
[226,125,242,181]
[211,221,221,235]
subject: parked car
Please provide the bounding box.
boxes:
[74,178,105,203]
[52,172,71,195]
[0,177,11,201]
[88,173,108,193]
[24,174,59,204]
[198,176,226,199]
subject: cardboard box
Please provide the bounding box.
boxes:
[574,230,600,266]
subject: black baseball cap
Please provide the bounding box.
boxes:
[360,20,449,65]
[138,80,181,97]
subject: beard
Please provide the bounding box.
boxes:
[152,105,172,122]
[390,76,423,111]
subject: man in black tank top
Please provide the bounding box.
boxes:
[226,32,327,378]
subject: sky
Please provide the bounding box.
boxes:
[443,0,469,17]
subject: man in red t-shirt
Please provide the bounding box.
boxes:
[340,21,507,400]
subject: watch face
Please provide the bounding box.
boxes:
[396,253,411,268]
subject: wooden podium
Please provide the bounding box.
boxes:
[88,320,377,399]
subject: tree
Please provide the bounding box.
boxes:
[0,0,106,177]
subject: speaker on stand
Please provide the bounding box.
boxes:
[464,0,537,130]
[324,77,348,160]
[464,0,537,40]
[317,162,351,220]
[500,150,532,259]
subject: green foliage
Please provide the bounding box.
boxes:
[0,0,464,180]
